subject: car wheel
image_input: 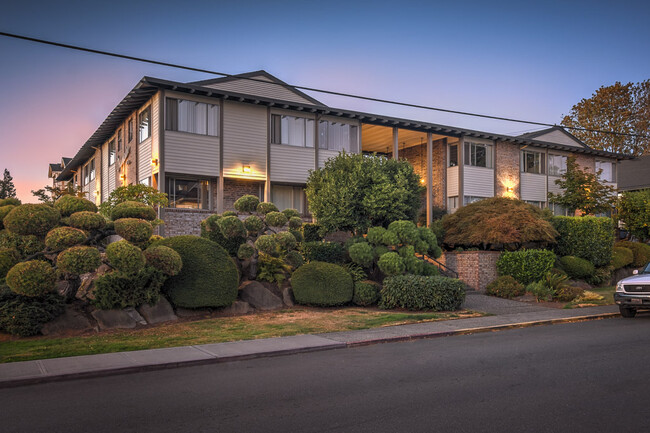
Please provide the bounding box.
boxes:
[619,306,637,318]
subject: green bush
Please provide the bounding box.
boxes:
[526,281,554,302]
[244,215,264,235]
[611,247,634,270]
[377,252,405,276]
[110,201,157,221]
[303,223,324,242]
[282,208,301,219]
[555,285,584,302]
[69,211,106,231]
[93,267,165,310]
[292,261,354,306]
[552,216,613,267]
[587,265,613,286]
[289,229,303,243]
[379,275,465,310]
[288,216,303,230]
[413,260,440,276]
[56,246,101,275]
[54,195,97,217]
[217,215,247,239]
[144,245,183,276]
[284,250,304,269]
[0,290,64,337]
[0,198,21,207]
[255,234,279,256]
[114,218,153,244]
[237,243,256,260]
[256,202,278,215]
[222,211,237,217]
[0,205,16,229]
[5,260,56,297]
[387,220,419,245]
[3,204,61,237]
[381,230,399,246]
[486,275,525,299]
[559,256,595,280]
[0,248,19,281]
[234,195,260,213]
[201,214,244,256]
[265,211,288,227]
[0,230,44,259]
[366,227,386,246]
[496,249,555,285]
[106,240,145,275]
[348,242,374,267]
[615,241,650,267]
[352,280,381,306]
[257,253,291,283]
[275,231,297,252]
[418,227,442,257]
[301,241,345,263]
[45,226,87,251]
[342,262,367,282]
[155,236,239,308]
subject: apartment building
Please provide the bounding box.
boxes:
[52,71,628,236]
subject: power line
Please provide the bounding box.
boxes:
[1,30,648,140]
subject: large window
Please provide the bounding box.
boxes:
[524,200,545,209]
[596,160,616,183]
[319,120,358,152]
[548,154,566,176]
[448,144,458,167]
[271,114,314,147]
[128,119,134,142]
[138,106,151,143]
[89,159,95,182]
[447,196,458,210]
[166,178,210,210]
[464,141,493,168]
[108,139,116,166]
[550,202,570,216]
[272,185,305,213]
[83,164,89,186]
[521,150,545,174]
[166,98,219,136]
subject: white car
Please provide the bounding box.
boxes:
[615,262,650,317]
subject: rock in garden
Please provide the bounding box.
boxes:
[75,272,97,301]
[239,280,283,311]
[137,297,178,324]
[282,286,295,307]
[219,300,251,316]
[175,307,211,318]
[124,307,147,325]
[91,309,138,330]
[41,305,95,336]
[56,279,77,300]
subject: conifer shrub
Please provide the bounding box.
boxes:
[380,275,465,310]
[303,223,324,242]
[0,248,19,281]
[143,245,183,277]
[284,250,304,269]
[0,198,21,207]
[265,211,288,228]
[244,215,264,235]
[275,231,297,252]
[93,267,165,310]
[114,218,153,244]
[3,204,61,237]
[282,208,301,219]
[377,252,405,276]
[106,240,146,275]
[348,241,375,268]
[110,200,157,221]
[54,195,97,217]
[559,256,595,280]
[217,215,247,238]
[352,280,381,306]
[200,214,243,256]
[233,194,260,213]
[289,229,303,243]
[615,241,650,268]
[255,234,279,256]
[0,205,16,229]
[292,261,353,306]
[0,290,65,337]
[69,211,106,231]
[256,202,279,215]
[237,243,256,260]
[0,231,44,259]
[611,247,634,270]
[301,241,345,263]
[56,246,101,275]
[5,260,56,297]
[288,216,303,230]
[485,275,525,299]
[45,227,87,251]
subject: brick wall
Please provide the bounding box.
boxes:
[495,140,520,198]
[223,178,264,211]
[443,251,500,291]
[575,154,595,173]
[161,208,213,237]
[399,139,447,212]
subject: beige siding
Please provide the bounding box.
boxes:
[165,131,219,176]
[464,166,494,197]
[108,162,116,195]
[533,130,584,148]
[222,101,267,179]
[137,94,158,183]
[521,173,547,202]
[203,74,316,105]
[101,143,109,200]
[318,150,339,168]
[138,138,152,182]
[270,145,314,183]
[447,165,459,197]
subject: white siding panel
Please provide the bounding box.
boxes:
[165,131,219,176]
[270,145,314,183]
[108,163,116,194]
[521,173,547,201]
[318,150,339,168]
[101,143,109,200]
[447,166,459,197]
[138,139,152,181]
[223,101,267,179]
[203,75,316,105]
[534,130,584,148]
[463,166,494,197]
[87,179,96,203]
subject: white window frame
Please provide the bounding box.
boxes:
[464,141,493,169]
[521,150,545,175]
[548,154,566,176]
[271,114,315,148]
[138,106,151,143]
[596,160,616,183]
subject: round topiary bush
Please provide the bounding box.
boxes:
[377,252,405,276]
[69,211,106,231]
[0,231,44,259]
[255,234,278,256]
[56,246,101,275]
[54,195,97,217]
[143,245,183,276]
[485,275,525,299]
[5,260,56,297]
[292,261,353,306]
[256,202,278,215]
[45,227,87,251]
[615,241,650,268]
[217,215,247,239]
[244,215,264,235]
[3,204,61,237]
[114,218,154,244]
[222,211,237,217]
[387,220,420,245]
[348,242,374,267]
[0,198,21,207]
[275,231,297,251]
[110,201,157,221]
[366,227,386,246]
[93,267,165,310]
[154,235,239,308]
[0,205,16,229]
[200,214,243,256]
[611,247,634,270]
[265,211,287,228]
[353,280,381,306]
[237,243,256,260]
[559,256,595,280]
[381,230,399,246]
[234,195,260,213]
[284,250,304,269]
[289,229,303,243]
[288,216,303,230]
[282,208,301,219]
[106,240,146,275]
[0,248,20,280]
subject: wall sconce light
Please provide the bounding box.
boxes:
[242,165,251,174]
[120,174,126,180]
[420,178,426,184]
[95,190,100,196]
[506,186,514,193]
[151,158,158,166]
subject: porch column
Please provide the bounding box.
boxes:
[392,127,399,159]
[426,132,433,226]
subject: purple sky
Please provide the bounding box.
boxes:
[1,0,649,202]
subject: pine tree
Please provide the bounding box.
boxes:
[0,168,17,199]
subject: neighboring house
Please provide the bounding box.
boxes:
[47,157,72,190]
[54,71,630,236]
[618,155,650,192]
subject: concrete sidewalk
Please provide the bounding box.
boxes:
[0,295,620,388]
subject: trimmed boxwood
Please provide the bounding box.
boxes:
[496,249,555,285]
[552,216,613,267]
[3,204,61,237]
[143,245,183,276]
[265,211,288,228]
[234,195,260,213]
[93,267,165,310]
[348,242,374,268]
[615,241,650,268]
[110,201,157,221]
[301,241,345,263]
[353,280,381,306]
[559,255,595,280]
[611,247,634,270]
[5,260,56,297]
[114,218,154,244]
[0,290,65,337]
[0,248,20,281]
[56,246,101,275]
[54,195,97,217]
[106,240,146,275]
[0,205,16,229]
[292,261,353,306]
[69,211,106,231]
[45,226,87,251]
[379,275,465,311]
[485,275,525,299]
[154,235,239,308]
[201,214,244,256]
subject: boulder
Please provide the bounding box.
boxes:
[41,305,96,336]
[125,307,147,325]
[282,286,295,307]
[137,297,178,324]
[239,280,283,311]
[175,307,211,318]
[218,300,251,316]
[75,273,96,301]
[105,234,123,244]
[91,309,138,330]
[56,279,78,300]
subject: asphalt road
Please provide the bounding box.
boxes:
[3,315,650,433]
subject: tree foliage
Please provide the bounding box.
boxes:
[32,182,84,205]
[617,189,650,241]
[306,152,422,234]
[561,80,650,155]
[99,184,168,217]
[0,169,17,199]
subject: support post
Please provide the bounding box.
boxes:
[392,127,399,159]
[426,132,433,226]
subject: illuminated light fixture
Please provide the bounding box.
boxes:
[420,178,426,184]
[151,158,159,166]
[95,190,100,196]
[120,174,126,180]
[506,186,514,193]
[242,165,251,174]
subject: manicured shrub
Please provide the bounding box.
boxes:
[222,211,237,217]
[348,241,374,267]
[155,236,239,308]
[418,227,442,256]
[106,240,146,275]
[234,195,260,213]
[257,253,291,283]
[282,208,301,219]
[353,280,381,306]
[0,231,44,259]
[256,202,278,215]
[374,245,389,258]
[237,243,256,260]
[413,260,440,276]
[69,211,106,231]
[144,245,183,276]
[142,234,164,250]
[552,216,613,267]
[201,214,244,256]
[0,290,64,337]
[44,227,86,251]
[289,229,303,243]
[496,249,555,285]
[366,227,386,246]
[217,215,247,239]
[377,252,405,276]
[381,229,399,246]
[559,256,595,280]
[275,231,297,251]
[93,267,165,310]
[555,285,584,302]
[56,246,101,275]
[380,275,465,310]
[244,215,264,235]
[114,218,154,244]
[387,220,419,245]
[54,195,97,217]
[292,261,354,306]
[611,247,634,270]
[486,275,525,299]
[303,223,324,242]
[0,205,16,229]
[288,216,303,230]
[0,198,21,207]
[5,260,56,297]
[284,250,304,269]
[265,211,288,228]
[110,200,157,221]
[615,241,650,267]
[0,248,19,281]
[3,204,61,237]
[301,241,345,263]
[255,234,279,256]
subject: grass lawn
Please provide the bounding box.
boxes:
[0,307,482,363]
[565,286,615,309]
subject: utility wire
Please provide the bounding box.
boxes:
[1,30,647,140]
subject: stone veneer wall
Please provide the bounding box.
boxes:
[443,251,501,292]
[223,178,264,211]
[495,141,520,198]
[161,208,212,237]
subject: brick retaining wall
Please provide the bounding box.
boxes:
[443,250,501,291]
[161,208,213,237]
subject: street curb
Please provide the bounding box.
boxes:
[0,311,619,389]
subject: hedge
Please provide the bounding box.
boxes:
[615,241,650,268]
[552,216,613,267]
[496,249,555,285]
[379,275,465,311]
[93,267,165,310]
[292,261,353,306]
[0,290,65,337]
[301,241,345,263]
[611,247,634,270]
[559,256,595,280]
[352,280,381,306]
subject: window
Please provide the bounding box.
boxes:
[448,144,458,167]
[117,129,123,152]
[83,164,89,186]
[318,120,358,152]
[463,195,488,206]
[521,150,545,174]
[524,200,545,209]
[138,107,151,142]
[128,119,134,142]
[108,139,116,166]
[548,154,566,176]
[447,196,458,210]
[89,159,95,182]
[550,202,570,216]
[166,98,219,136]
[139,177,151,187]
[272,185,305,213]
[270,114,315,147]
[166,178,210,210]
[596,160,616,183]
[464,141,493,168]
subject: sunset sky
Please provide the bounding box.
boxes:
[1,0,649,203]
